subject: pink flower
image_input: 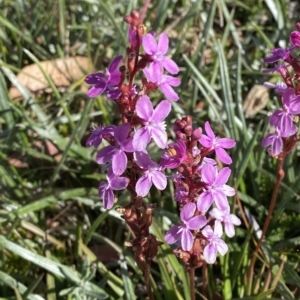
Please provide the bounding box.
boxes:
[202,220,228,264]
[134,151,167,197]
[96,123,134,176]
[160,140,186,169]
[85,56,123,98]
[199,121,236,164]
[210,208,241,238]
[133,96,171,151]
[165,202,207,251]
[197,164,235,212]
[142,33,179,75]
[99,172,129,209]
[261,130,283,156]
[143,64,181,101]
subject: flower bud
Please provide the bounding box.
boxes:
[184,125,193,136]
[192,127,202,140]
[290,31,300,47]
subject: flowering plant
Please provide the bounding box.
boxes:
[85,10,240,299]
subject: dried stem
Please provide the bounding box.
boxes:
[247,157,285,294]
[189,268,196,300]
[144,263,155,300]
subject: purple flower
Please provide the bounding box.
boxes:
[165,202,207,251]
[86,125,116,148]
[210,208,241,238]
[133,95,171,151]
[134,151,167,197]
[261,130,283,156]
[269,109,297,137]
[197,157,217,172]
[85,56,123,98]
[199,121,236,164]
[281,88,300,115]
[263,48,291,64]
[262,62,290,76]
[143,64,181,101]
[202,220,228,264]
[142,33,179,75]
[264,81,287,94]
[99,172,129,209]
[97,123,134,176]
[197,164,235,212]
[160,140,186,169]
[290,31,300,47]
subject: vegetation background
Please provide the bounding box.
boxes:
[0,0,300,299]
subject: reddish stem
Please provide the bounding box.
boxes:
[189,268,196,300]
[247,157,285,294]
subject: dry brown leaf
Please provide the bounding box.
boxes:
[243,84,269,118]
[9,56,94,100]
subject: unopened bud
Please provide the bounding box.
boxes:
[184,125,193,136]
[131,10,140,20]
[192,127,202,140]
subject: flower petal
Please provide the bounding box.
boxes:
[224,222,235,238]
[142,33,158,55]
[201,225,214,239]
[103,188,114,209]
[201,164,217,185]
[197,191,214,212]
[165,225,182,244]
[151,100,171,123]
[109,176,129,190]
[216,239,228,256]
[157,33,169,55]
[204,121,215,139]
[108,55,123,73]
[114,123,131,144]
[87,84,107,98]
[85,73,106,84]
[214,167,231,186]
[162,57,179,74]
[199,134,213,148]
[181,228,194,251]
[203,243,217,264]
[133,127,151,151]
[151,170,167,190]
[214,220,223,237]
[214,191,230,212]
[151,124,168,149]
[180,203,196,222]
[96,146,116,164]
[216,138,236,149]
[136,95,153,121]
[215,148,232,164]
[112,150,127,175]
[160,83,179,101]
[186,215,207,230]
[136,175,152,197]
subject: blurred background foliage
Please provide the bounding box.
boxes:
[0,0,300,299]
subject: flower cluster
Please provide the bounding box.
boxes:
[262,23,300,157]
[84,10,240,269]
[164,118,240,265]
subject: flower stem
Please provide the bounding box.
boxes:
[247,157,285,294]
[144,263,155,300]
[189,268,196,300]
